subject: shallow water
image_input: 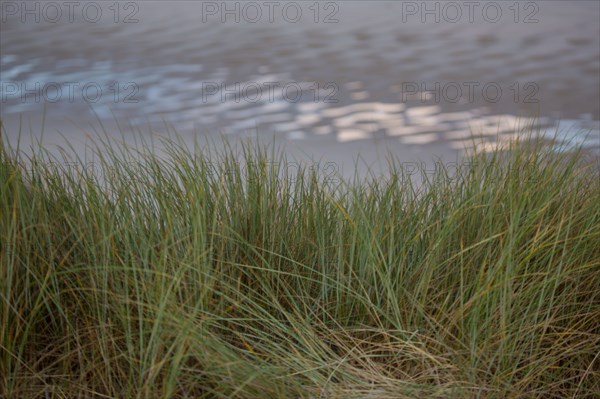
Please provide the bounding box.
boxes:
[1,1,599,165]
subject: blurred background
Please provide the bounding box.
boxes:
[1,1,599,178]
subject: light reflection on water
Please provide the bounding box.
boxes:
[1,1,599,154]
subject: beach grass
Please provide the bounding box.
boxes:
[1,129,599,398]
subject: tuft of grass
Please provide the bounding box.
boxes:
[1,128,599,398]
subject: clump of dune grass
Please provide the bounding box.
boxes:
[1,127,599,398]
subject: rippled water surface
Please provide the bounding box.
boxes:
[1,1,599,166]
